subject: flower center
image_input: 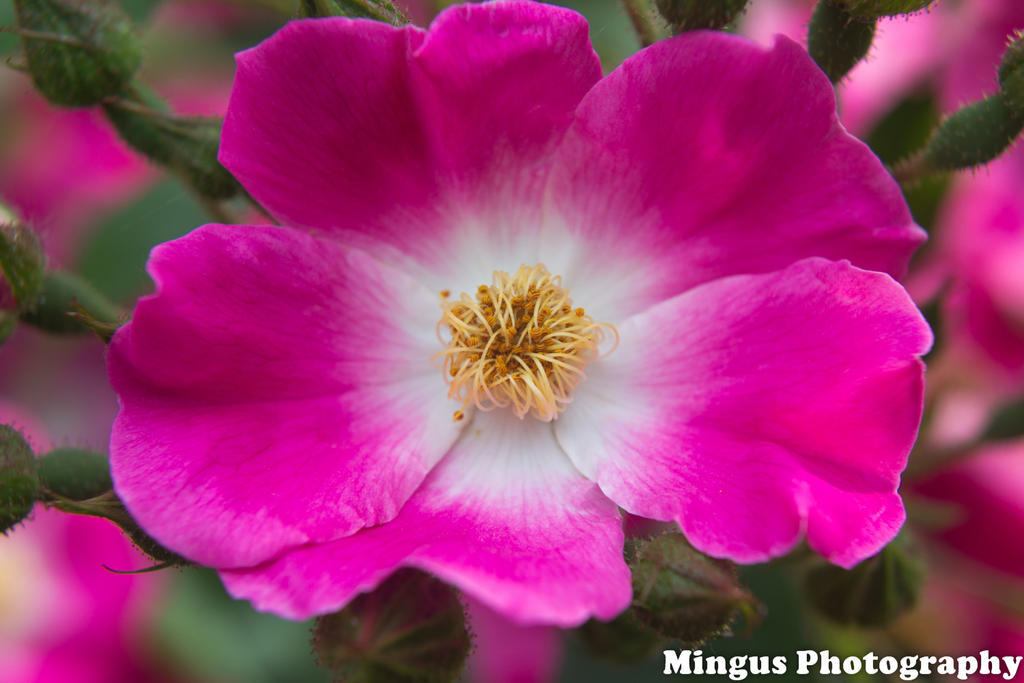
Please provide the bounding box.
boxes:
[437,263,617,422]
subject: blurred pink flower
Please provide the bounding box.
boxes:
[936,150,1024,389]
[904,425,1024,676]
[923,0,1024,392]
[0,81,154,267]
[465,597,561,683]
[913,439,1024,581]
[897,577,1024,682]
[108,2,929,625]
[738,0,1023,135]
[0,402,167,683]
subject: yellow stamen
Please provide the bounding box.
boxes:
[436,264,618,422]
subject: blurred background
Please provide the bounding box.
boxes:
[1,0,1023,680]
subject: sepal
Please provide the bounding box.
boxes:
[628,533,760,645]
[312,569,471,683]
[297,0,408,25]
[804,531,925,627]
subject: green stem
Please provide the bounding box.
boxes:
[622,0,664,47]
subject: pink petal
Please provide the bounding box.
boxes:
[220,3,601,291]
[221,411,631,626]
[555,258,932,567]
[108,224,463,568]
[544,32,923,319]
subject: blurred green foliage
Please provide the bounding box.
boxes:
[153,567,331,683]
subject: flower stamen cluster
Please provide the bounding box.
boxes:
[438,264,617,422]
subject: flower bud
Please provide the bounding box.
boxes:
[804,532,925,627]
[898,93,1024,179]
[313,569,471,683]
[1,424,40,534]
[808,1,877,84]
[13,0,142,107]
[0,221,45,313]
[999,31,1024,114]
[654,0,750,33]
[20,270,122,336]
[297,0,408,25]
[0,221,44,344]
[36,448,112,500]
[628,534,759,645]
[832,0,935,19]
[103,100,240,200]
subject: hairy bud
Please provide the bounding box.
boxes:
[297,0,409,25]
[1,424,39,534]
[808,1,876,84]
[654,0,750,33]
[629,534,759,645]
[313,570,470,683]
[833,0,935,19]
[14,0,142,107]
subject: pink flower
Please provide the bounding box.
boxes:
[108,2,931,625]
